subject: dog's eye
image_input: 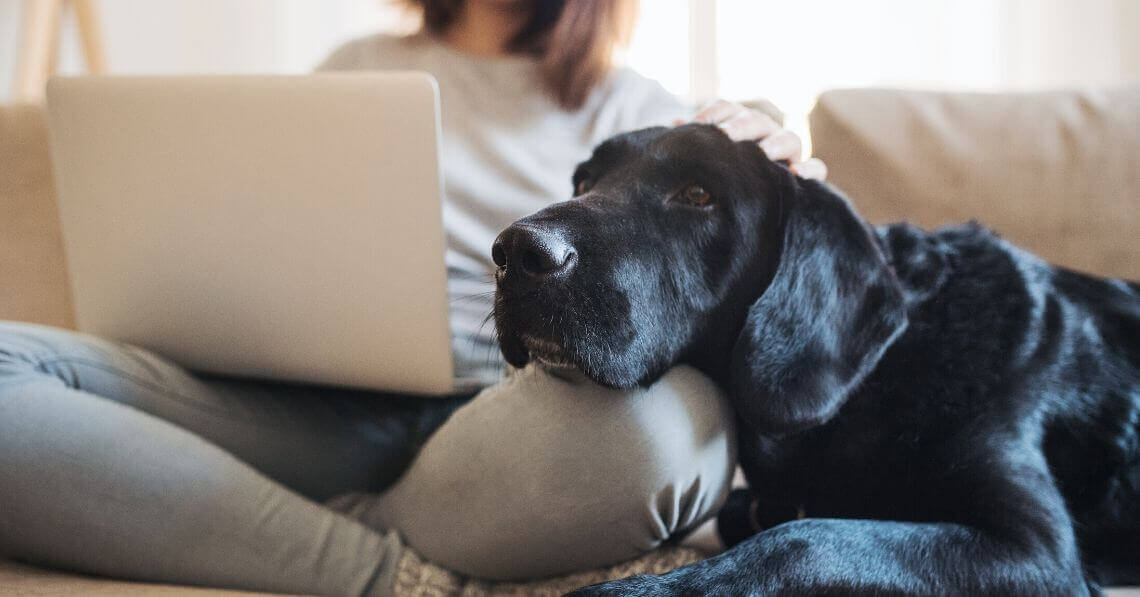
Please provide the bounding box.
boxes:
[574,178,594,196]
[672,184,712,207]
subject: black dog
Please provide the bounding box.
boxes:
[491,124,1140,595]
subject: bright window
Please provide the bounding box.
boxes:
[626,0,1140,153]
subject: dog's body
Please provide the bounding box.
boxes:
[717,221,1140,595]
[491,124,1140,595]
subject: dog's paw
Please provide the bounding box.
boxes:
[566,574,674,597]
[716,488,757,547]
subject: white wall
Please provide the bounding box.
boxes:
[0,0,21,99]
[3,0,1137,107]
[0,0,411,101]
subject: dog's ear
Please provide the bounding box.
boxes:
[730,175,908,435]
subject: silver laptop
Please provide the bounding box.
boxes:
[45,73,455,395]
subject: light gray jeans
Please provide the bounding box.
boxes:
[0,322,736,596]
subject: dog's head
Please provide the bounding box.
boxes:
[493,124,907,433]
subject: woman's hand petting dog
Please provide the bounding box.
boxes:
[682,98,828,181]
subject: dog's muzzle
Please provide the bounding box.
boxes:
[492,223,577,283]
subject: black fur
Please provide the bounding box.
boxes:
[491,124,1140,595]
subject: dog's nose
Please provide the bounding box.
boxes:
[493,225,576,279]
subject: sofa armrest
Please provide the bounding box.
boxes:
[0,103,75,328]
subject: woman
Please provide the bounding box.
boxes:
[0,1,823,595]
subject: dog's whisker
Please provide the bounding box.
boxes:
[449,291,496,305]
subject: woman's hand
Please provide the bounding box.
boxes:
[682,99,828,181]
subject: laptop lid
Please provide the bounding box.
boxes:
[46,73,454,395]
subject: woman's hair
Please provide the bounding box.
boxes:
[404,0,638,110]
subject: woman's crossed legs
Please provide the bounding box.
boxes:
[0,322,735,595]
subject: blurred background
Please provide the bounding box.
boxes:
[2,0,1138,149]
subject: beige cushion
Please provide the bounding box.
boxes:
[809,87,1140,280]
[0,103,74,328]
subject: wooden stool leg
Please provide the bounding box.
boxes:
[14,0,65,101]
[72,0,107,74]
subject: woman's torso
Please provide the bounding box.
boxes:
[319,32,685,388]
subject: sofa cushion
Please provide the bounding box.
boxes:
[809,87,1140,280]
[0,558,274,595]
[0,103,74,327]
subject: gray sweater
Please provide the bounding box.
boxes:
[318,32,686,388]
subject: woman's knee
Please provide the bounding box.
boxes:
[0,323,123,386]
[464,364,738,531]
[0,322,72,381]
[373,363,736,580]
[0,322,192,409]
[560,364,738,545]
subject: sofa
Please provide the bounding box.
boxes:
[810,87,1140,280]
[2,88,1138,594]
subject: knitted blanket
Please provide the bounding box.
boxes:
[393,546,704,597]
